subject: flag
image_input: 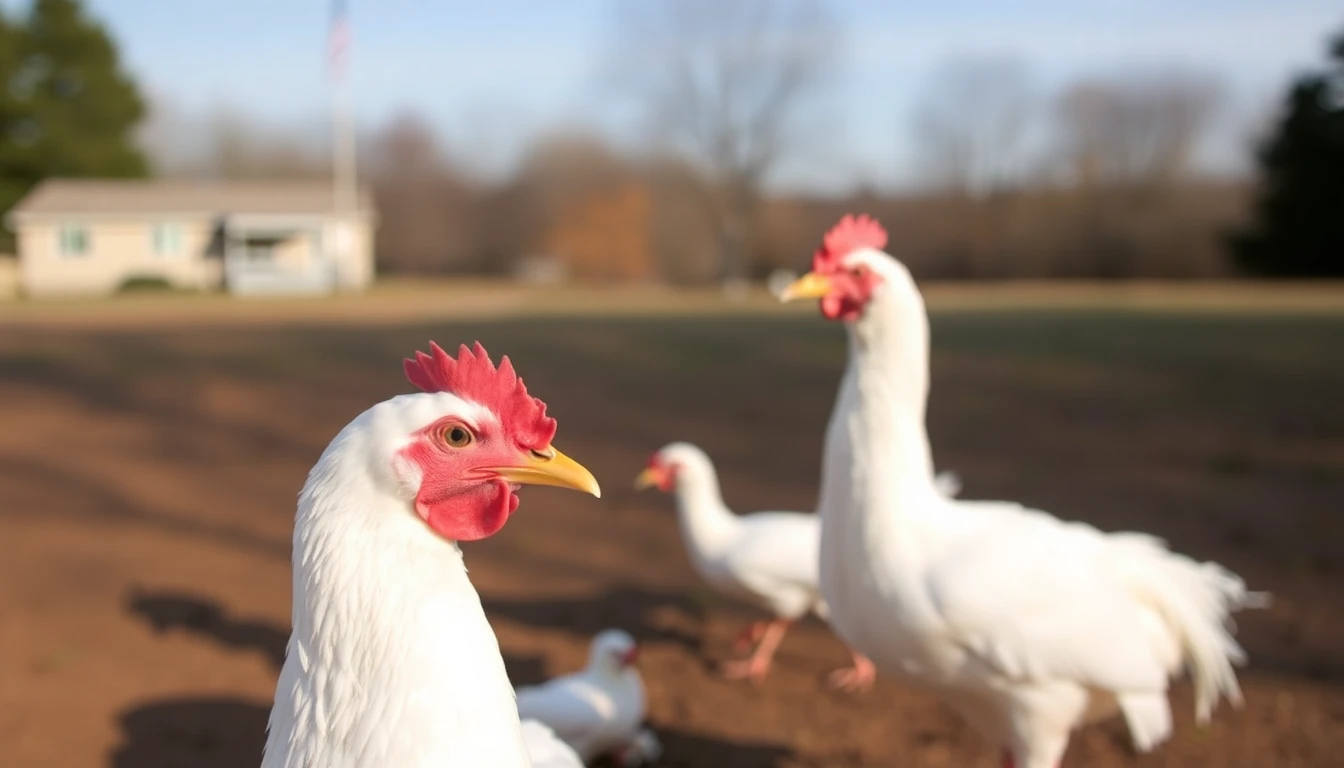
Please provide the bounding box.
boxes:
[327,0,350,81]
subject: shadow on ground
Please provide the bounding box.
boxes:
[109,697,270,768]
[119,587,794,766]
[482,584,707,656]
[106,696,795,768]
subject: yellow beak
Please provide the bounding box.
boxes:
[489,444,602,498]
[778,271,832,302]
[633,467,660,490]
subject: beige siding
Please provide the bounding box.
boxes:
[18,219,223,296]
[348,219,376,289]
[325,216,376,291]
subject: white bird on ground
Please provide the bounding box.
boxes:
[516,629,662,766]
[262,341,601,768]
[779,214,1266,768]
[636,441,962,691]
[519,721,590,768]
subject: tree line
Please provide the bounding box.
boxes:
[1,0,1340,279]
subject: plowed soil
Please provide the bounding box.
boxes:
[1,304,1340,767]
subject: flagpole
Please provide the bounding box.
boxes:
[334,79,356,216]
[329,0,356,287]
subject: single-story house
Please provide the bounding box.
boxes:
[4,179,377,297]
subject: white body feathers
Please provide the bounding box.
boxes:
[665,445,823,620]
[813,251,1262,767]
[519,721,587,768]
[658,442,959,622]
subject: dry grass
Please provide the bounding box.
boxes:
[0,278,1339,332]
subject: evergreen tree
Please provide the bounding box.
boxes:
[0,0,147,250]
[1231,28,1344,277]
[0,12,29,246]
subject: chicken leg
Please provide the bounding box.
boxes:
[826,650,877,693]
[1001,749,1060,768]
[731,620,767,655]
[719,618,790,684]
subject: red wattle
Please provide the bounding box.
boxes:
[417,480,514,542]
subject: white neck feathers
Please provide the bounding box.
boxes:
[666,449,741,562]
[819,257,939,530]
[265,418,528,767]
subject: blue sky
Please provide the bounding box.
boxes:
[4,0,1341,191]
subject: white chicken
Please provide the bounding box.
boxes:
[636,441,960,691]
[520,721,590,768]
[515,629,662,766]
[262,341,601,768]
[780,215,1265,768]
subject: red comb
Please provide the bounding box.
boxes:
[404,341,557,449]
[812,213,888,273]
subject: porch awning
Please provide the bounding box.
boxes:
[223,213,331,233]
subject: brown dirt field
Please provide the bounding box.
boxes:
[0,304,1341,767]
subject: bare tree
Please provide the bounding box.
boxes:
[515,132,632,209]
[137,91,201,176]
[1053,70,1223,188]
[908,55,1037,197]
[480,131,634,271]
[148,106,326,180]
[1046,69,1225,277]
[365,112,446,178]
[905,56,1037,277]
[365,111,485,274]
[606,0,840,284]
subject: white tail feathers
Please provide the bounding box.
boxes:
[1110,533,1266,725]
[1118,690,1173,753]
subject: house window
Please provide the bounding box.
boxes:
[57,225,89,257]
[152,223,184,257]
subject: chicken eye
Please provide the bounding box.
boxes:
[441,425,474,448]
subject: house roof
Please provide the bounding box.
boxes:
[7,179,375,220]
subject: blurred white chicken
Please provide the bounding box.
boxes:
[519,721,590,768]
[636,441,961,691]
[262,342,600,768]
[781,215,1266,768]
[516,629,662,767]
